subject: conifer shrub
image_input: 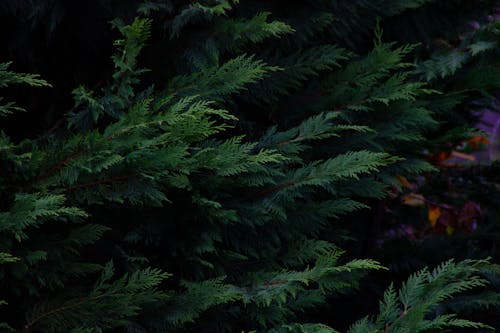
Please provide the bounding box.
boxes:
[0,1,499,332]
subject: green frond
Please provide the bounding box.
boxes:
[26,262,170,332]
[376,284,401,327]
[168,54,280,99]
[164,277,242,326]
[0,61,50,88]
[219,12,294,47]
[0,252,19,264]
[363,259,498,333]
[0,61,50,116]
[247,45,352,104]
[0,193,87,241]
[192,0,238,17]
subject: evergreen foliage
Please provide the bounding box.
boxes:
[0,1,499,332]
[350,259,499,333]
[0,61,50,116]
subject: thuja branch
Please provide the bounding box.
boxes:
[405,193,455,211]
[24,294,108,330]
[37,119,165,183]
[383,306,413,333]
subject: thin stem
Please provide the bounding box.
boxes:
[64,174,136,191]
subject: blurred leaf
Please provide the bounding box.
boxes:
[458,201,481,232]
[428,205,441,228]
[396,175,413,189]
[451,151,475,161]
[402,193,425,206]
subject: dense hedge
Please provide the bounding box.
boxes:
[1,1,499,332]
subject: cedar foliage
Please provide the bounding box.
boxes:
[1,1,499,332]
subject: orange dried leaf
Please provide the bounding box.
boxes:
[429,151,451,163]
[428,205,441,227]
[451,151,475,161]
[467,136,490,150]
[402,194,425,206]
[395,175,412,189]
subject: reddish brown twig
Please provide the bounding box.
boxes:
[275,140,291,147]
[24,294,107,331]
[262,280,288,287]
[256,181,297,197]
[37,149,87,182]
[64,174,136,191]
[405,193,455,211]
[332,98,368,111]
